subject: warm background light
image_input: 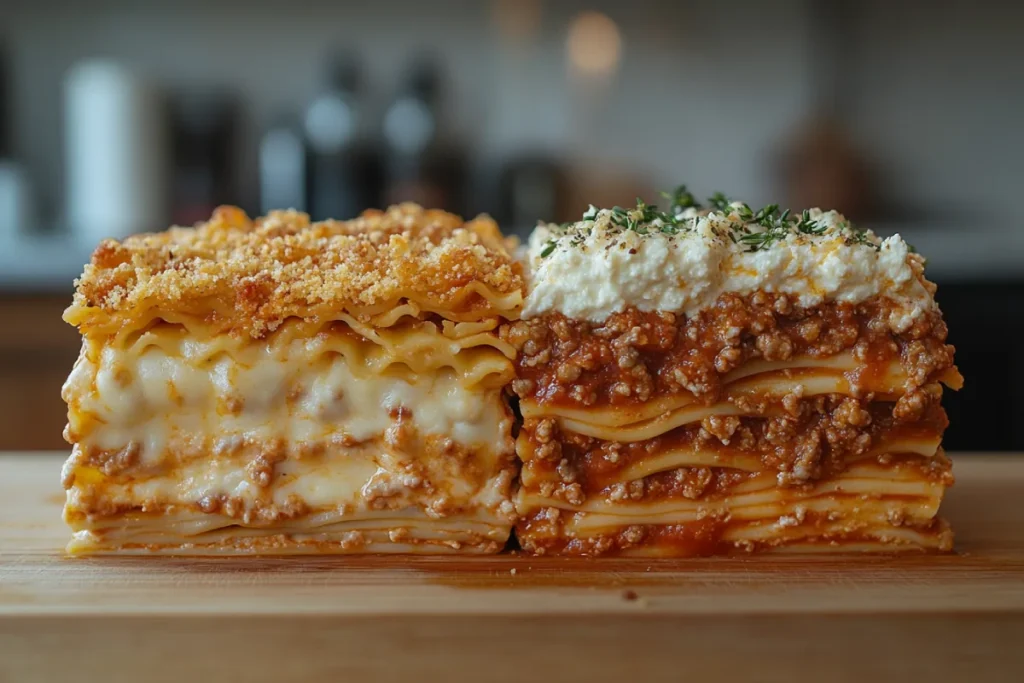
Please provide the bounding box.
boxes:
[565,11,622,78]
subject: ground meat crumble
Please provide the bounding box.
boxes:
[502,292,957,408]
[520,395,949,495]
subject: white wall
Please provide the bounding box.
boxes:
[846,0,1024,223]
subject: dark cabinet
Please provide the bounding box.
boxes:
[937,281,1024,452]
[0,296,79,451]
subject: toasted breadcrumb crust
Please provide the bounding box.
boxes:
[65,204,524,338]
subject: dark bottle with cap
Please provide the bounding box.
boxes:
[170,91,240,226]
[302,53,382,220]
[381,57,466,215]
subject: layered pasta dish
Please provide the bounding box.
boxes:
[61,204,522,554]
[507,193,961,555]
[62,189,961,556]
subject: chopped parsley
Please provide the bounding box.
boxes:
[707,191,732,212]
[660,185,699,215]
[605,196,695,235]
[538,186,883,257]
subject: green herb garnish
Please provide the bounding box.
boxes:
[796,209,827,235]
[603,197,688,235]
[845,230,881,251]
[562,186,883,253]
[707,192,732,212]
[660,185,699,216]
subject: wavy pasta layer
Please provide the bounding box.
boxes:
[66,516,515,556]
[514,392,952,556]
[516,452,953,556]
[518,396,948,490]
[520,456,948,518]
[523,372,954,443]
[527,519,954,558]
[114,312,517,384]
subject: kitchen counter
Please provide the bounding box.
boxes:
[2,452,1023,682]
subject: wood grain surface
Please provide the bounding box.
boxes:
[2,452,1023,682]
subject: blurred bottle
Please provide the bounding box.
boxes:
[0,161,36,244]
[259,116,307,215]
[381,57,466,214]
[301,53,381,220]
[65,60,168,242]
[170,91,240,226]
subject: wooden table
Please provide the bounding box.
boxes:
[2,453,1023,682]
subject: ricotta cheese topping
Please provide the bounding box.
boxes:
[522,203,936,330]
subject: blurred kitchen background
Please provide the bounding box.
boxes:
[0,0,1021,451]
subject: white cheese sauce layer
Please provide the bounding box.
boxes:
[522,206,936,330]
[64,341,510,465]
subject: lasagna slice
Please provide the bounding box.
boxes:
[506,195,961,556]
[61,204,523,554]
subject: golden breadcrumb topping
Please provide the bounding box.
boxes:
[65,204,524,338]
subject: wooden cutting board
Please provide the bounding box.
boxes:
[2,452,1023,683]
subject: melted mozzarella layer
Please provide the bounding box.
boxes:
[64,338,511,467]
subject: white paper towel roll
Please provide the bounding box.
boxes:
[0,161,36,243]
[65,60,167,243]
